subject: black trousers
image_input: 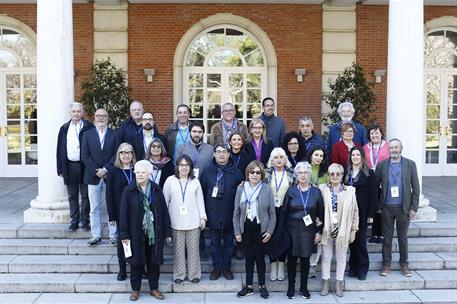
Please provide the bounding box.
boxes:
[287,255,310,290]
[117,238,126,268]
[242,220,266,286]
[66,162,89,225]
[371,212,382,237]
[349,225,369,276]
[382,205,410,267]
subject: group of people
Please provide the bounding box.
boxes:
[56,98,420,301]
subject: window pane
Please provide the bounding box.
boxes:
[24,89,36,104]
[190,35,215,56]
[24,74,37,88]
[247,89,261,103]
[207,29,225,47]
[25,105,37,120]
[448,134,457,149]
[247,74,261,88]
[2,29,20,48]
[208,91,221,104]
[25,135,38,149]
[190,104,203,119]
[229,73,243,88]
[208,105,221,119]
[7,135,21,152]
[26,152,38,165]
[14,36,36,67]
[245,49,264,67]
[426,120,440,134]
[8,153,21,165]
[7,105,20,119]
[426,135,439,149]
[0,50,20,68]
[6,74,20,88]
[426,75,440,104]
[188,73,203,88]
[7,120,20,134]
[425,150,439,164]
[188,88,203,104]
[238,36,258,56]
[229,89,243,104]
[207,49,242,67]
[447,150,457,163]
[207,74,221,88]
[186,51,204,66]
[247,103,261,118]
[25,120,37,135]
[426,105,440,119]
[6,89,20,104]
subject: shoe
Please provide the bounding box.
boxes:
[277,261,285,281]
[368,236,378,243]
[259,286,269,299]
[335,280,344,297]
[358,273,367,281]
[223,269,234,280]
[348,269,357,277]
[191,278,200,283]
[380,266,391,276]
[269,261,278,281]
[117,266,127,281]
[210,269,221,280]
[130,291,139,301]
[286,285,294,299]
[150,289,164,300]
[174,278,183,284]
[320,279,330,296]
[299,288,310,299]
[401,266,412,277]
[68,223,78,231]
[376,236,384,244]
[87,237,101,246]
[309,265,317,278]
[237,286,254,298]
[81,223,90,231]
[109,237,118,246]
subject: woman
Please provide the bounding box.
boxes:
[264,148,294,282]
[344,147,377,281]
[319,163,358,298]
[307,146,329,278]
[330,123,361,167]
[163,155,207,284]
[233,161,276,299]
[363,123,389,244]
[106,143,137,281]
[244,118,274,166]
[282,161,324,299]
[229,131,250,179]
[119,160,172,301]
[282,132,305,168]
[146,138,174,189]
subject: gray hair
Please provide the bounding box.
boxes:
[337,101,355,115]
[114,143,136,169]
[294,161,312,175]
[267,147,292,168]
[389,138,403,148]
[328,163,344,175]
[70,102,83,111]
[134,160,153,176]
[298,115,313,125]
[130,100,144,110]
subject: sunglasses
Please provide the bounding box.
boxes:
[249,170,262,175]
[150,144,162,149]
[119,151,133,156]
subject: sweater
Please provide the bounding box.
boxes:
[259,113,286,147]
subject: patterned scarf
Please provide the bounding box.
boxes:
[139,181,155,245]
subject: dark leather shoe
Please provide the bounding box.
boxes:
[117,267,127,281]
[81,223,90,231]
[223,269,234,280]
[150,289,164,300]
[68,223,78,231]
[174,278,183,284]
[358,273,367,281]
[191,278,200,283]
[210,269,221,280]
[130,291,139,301]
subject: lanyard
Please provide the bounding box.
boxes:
[121,166,133,185]
[178,127,189,144]
[389,159,402,185]
[151,168,160,183]
[252,139,263,161]
[231,153,241,166]
[243,182,262,207]
[371,142,381,168]
[297,184,311,215]
[178,178,189,204]
[310,174,319,186]
[349,175,354,186]
[273,168,285,193]
[215,169,224,186]
[329,184,343,210]
[291,156,297,168]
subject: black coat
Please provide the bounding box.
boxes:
[106,167,135,222]
[80,128,117,185]
[230,149,250,179]
[119,182,172,266]
[56,119,93,184]
[200,158,244,230]
[244,139,274,166]
[152,160,175,189]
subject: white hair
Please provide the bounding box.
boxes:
[328,163,344,174]
[294,161,312,175]
[337,101,355,115]
[267,147,292,168]
[70,102,83,111]
[134,160,153,175]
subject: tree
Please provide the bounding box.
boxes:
[80,58,130,128]
[322,63,376,136]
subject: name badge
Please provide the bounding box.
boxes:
[193,168,199,179]
[303,214,312,226]
[274,196,281,208]
[390,186,399,198]
[122,242,132,258]
[212,186,218,198]
[246,207,252,219]
[179,205,187,216]
[331,211,339,224]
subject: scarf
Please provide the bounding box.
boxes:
[240,182,262,223]
[139,181,155,245]
[149,156,171,170]
[222,119,238,144]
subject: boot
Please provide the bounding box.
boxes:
[320,279,330,296]
[277,261,285,281]
[335,280,344,297]
[286,282,295,299]
[117,265,127,281]
[299,272,310,299]
[269,261,278,281]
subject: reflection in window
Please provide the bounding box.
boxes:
[425,29,457,68]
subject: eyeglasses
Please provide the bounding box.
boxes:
[150,144,162,149]
[178,164,190,168]
[297,171,308,175]
[343,129,354,133]
[142,118,154,121]
[250,127,264,130]
[120,151,133,156]
[95,114,108,118]
[215,150,228,155]
[222,109,235,113]
[288,142,299,146]
[249,170,262,175]
[329,172,342,177]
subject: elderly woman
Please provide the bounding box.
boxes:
[282,131,305,168]
[146,138,174,188]
[106,143,137,281]
[119,160,172,301]
[319,163,359,298]
[264,147,294,281]
[233,160,276,299]
[330,122,362,168]
[363,123,389,243]
[281,161,323,299]
[244,118,274,166]
[163,155,207,284]
[345,147,377,280]
[229,131,250,179]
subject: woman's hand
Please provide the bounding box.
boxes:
[235,235,242,242]
[315,217,323,227]
[199,219,206,230]
[122,239,130,245]
[109,221,116,226]
[314,233,321,244]
[367,217,374,224]
[165,237,172,247]
[262,232,271,243]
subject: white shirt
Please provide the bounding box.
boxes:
[66,120,82,161]
[97,127,106,149]
[143,130,154,155]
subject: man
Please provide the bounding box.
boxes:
[298,115,326,157]
[376,139,420,277]
[139,112,168,160]
[165,104,192,160]
[81,108,117,246]
[176,121,213,179]
[259,97,285,147]
[56,102,93,231]
[200,143,244,281]
[210,102,248,146]
[327,101,367,157]
[115,101,145,160]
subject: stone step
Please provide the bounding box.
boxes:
[1,236,456,255]
[0,270,456,293]
[2,290,457,304]
[2,252,455,274]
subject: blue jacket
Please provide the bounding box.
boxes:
[301,132,327,158]
[259,113,286,148]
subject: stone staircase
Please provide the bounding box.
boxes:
[0,216,456,301]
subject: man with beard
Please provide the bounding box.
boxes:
[140,112,168,160]
[210,102,248,146]
[327,101,367,158]
[259,97,285,148]
[165,104,193,160]
[298,115,326,157]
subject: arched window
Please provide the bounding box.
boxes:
[425,29,457,69]
[0,27,36,67]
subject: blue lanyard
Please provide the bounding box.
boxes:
[389,159,402,185]
[297,184,311,215]
[215,169,224,186]
[329,184,343,210]
[310,175,320,186]
[151,168,160,183]
[231,153,241,166]
[243,183,262,207]
[178,178,189,204]
[371,143,381,168]
[349,174,354,186]
[252,139,262,161]
[291,156,297,167]
[273,168,285,193]
[178,127,189,144]
[121,166,133,184]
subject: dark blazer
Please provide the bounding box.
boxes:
[375,157,420,214]
[106,167,135,222]
[153,160,175,189]
[164,120,193,159]
[119,182,172,266]
[81,127,117,185]
[230,149,250,179]
[244,139,274,166]
[56,119,93,184]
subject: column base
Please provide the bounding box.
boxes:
[23,198,70,224]
[411,195,437,222]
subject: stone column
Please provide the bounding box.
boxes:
[24,0,74,223]
[386,0,436,221]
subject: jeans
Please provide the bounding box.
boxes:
[89,179,115,238]
[210,226,234,270]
